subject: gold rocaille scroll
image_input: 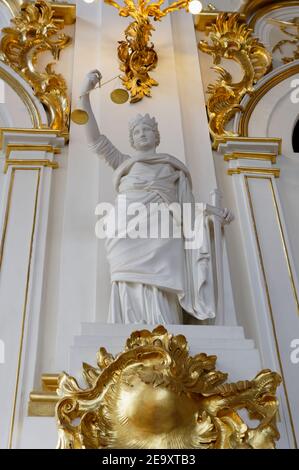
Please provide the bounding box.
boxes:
[198,13,272,148]
[0,0,72,133]
[56,325,282,449]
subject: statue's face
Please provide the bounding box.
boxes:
[132,123,156,151]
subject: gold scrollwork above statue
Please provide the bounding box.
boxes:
[0,0,72,133]
[198,13,272,148]
[104,0,191,103]
[56,326,281,449]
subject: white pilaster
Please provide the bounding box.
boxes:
[0,129,64,449]
[219,138,299,448]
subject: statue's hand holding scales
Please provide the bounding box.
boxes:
[71,70,103,125]
[81,70,103,95]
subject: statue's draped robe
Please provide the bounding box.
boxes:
[90,135,215,324]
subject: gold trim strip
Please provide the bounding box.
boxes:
[239,64,299,137]
[4,143,61,172]
[52,3,76,25]
[28,373,60,417]
[269,179,299,315]
[244,175,298,448]
[4,160,59,173]
[0,128,68,150]
[29,391,59,403]
[41,373,60,392]
[248,1,299,28]
[227,167,280,177]
[6,144,61,158]
[216,136,282,154]
[8,167,41,448]
[0,168,15,270]
[224,152,277,163]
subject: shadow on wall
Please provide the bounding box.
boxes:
[292,118,299,153]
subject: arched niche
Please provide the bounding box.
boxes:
[0,62,48,128]
[234,62,299,283]
[235,61,299,155]
[293,117,299,153]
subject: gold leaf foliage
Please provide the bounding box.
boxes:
[104,0,190,102]
[56,325,281,449]
[198,13,272,148]
[0,0,71,132]
[270,17,299,64]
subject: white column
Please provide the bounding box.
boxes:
[0,129,64,449]
[218,138,299,448]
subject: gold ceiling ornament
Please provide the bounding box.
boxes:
[0,0,72,133]
[56,325,282,449]
[198,13,272,149]
[269,17,299,63]
[104,0,192,103]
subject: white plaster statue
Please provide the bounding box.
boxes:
[81,70,233,325]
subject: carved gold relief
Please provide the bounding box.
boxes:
[0,0,72,132]
[269,17,299,63]
[56,326,281,449]
[104,0,190,103]
[198,13,272,148]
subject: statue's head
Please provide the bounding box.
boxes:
[129,114,160,151]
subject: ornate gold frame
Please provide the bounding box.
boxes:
[56,326,281,449]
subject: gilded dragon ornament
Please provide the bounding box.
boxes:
[56,326,281,449]
[198,13,272,148]
[0,0,71,132]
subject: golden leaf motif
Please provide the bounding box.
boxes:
[0,0,71,132]
[270,17,299,64]
[56,326,282,449]
[104,0,190,102]
[198,13,272,148]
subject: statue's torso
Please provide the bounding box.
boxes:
[118,158,181,204]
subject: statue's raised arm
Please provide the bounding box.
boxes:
[81,70,130,169]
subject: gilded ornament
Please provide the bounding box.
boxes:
[269,17,299,63]
[198,13,272,148]
[56,326,281,449]
[104,0,191,103]
[0,0,72,133]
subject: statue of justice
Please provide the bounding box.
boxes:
[80,70,234,325]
